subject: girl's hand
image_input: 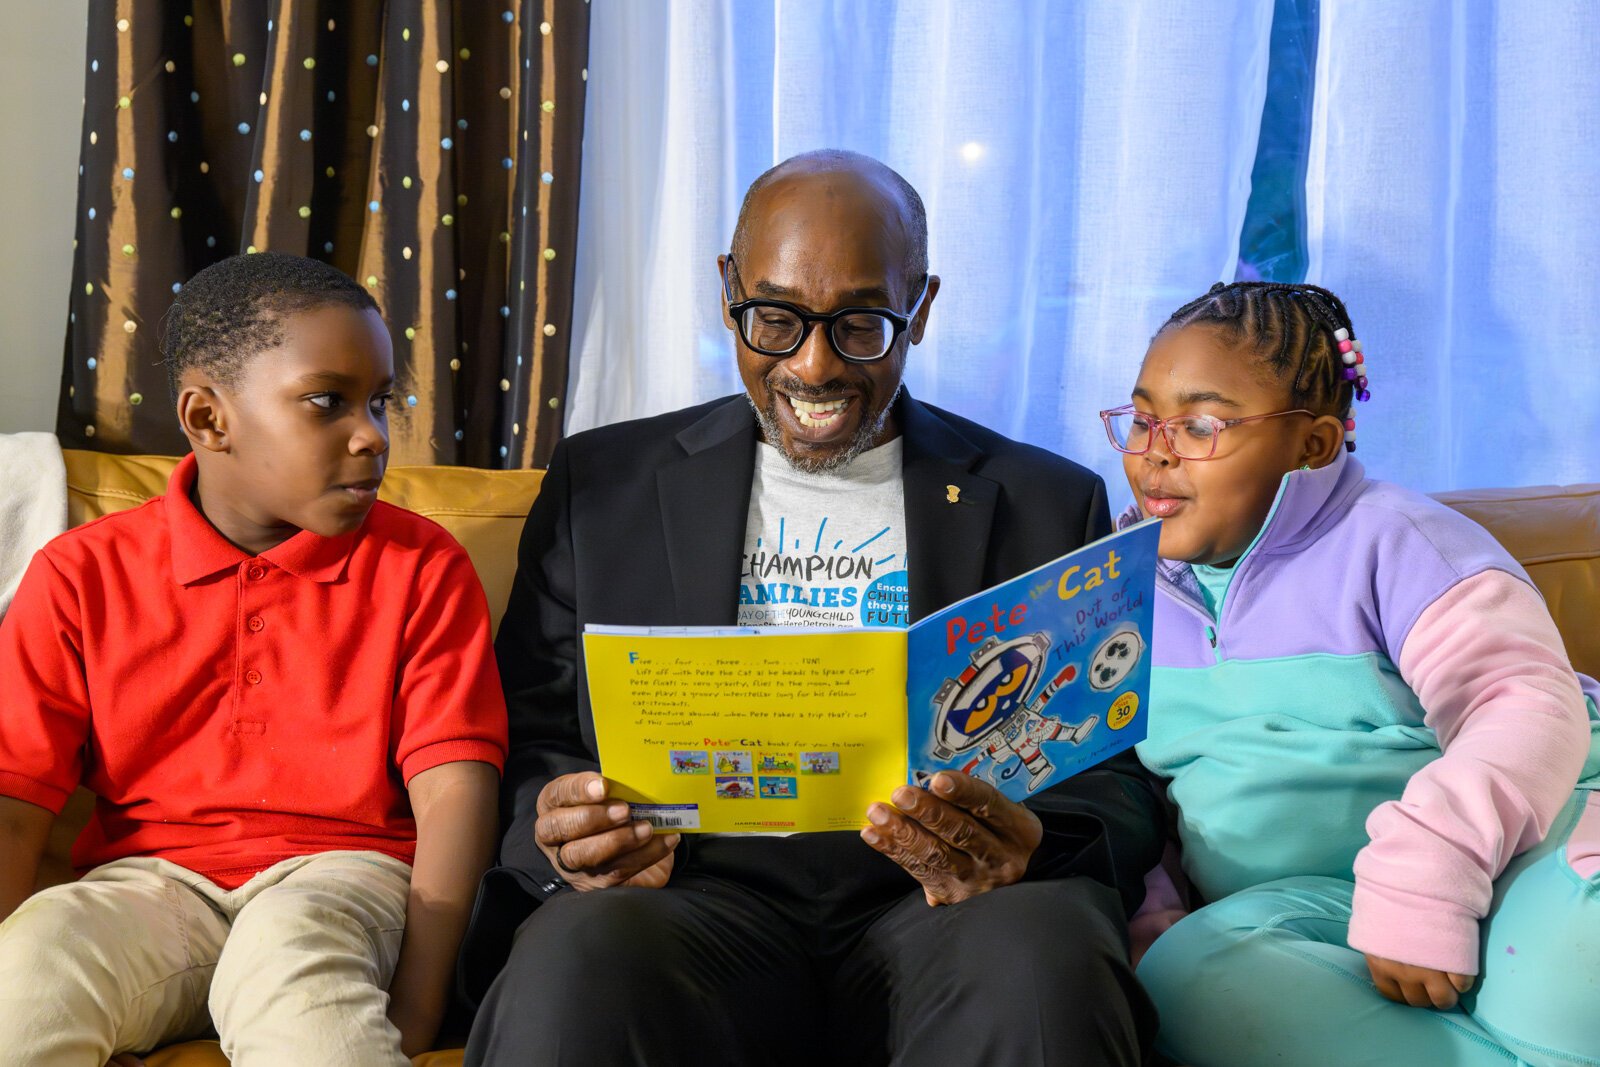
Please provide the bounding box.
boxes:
[1364,953,1474,1010]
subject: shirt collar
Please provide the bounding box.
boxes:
[1133,449,1368,600]
[165,453,359,585]
[1249,448,1367,557]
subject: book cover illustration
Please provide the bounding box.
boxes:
[905,520,1159,803]
[583,520,1159,832]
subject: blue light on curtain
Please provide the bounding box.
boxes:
[569,0,1598,494]
[568,0,1274,497]
[1306,0,1600,490]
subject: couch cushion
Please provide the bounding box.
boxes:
[1434,483,1600,680]
[62,450,542,635]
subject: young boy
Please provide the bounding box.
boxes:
[0,252,508,1065]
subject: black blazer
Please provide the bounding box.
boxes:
[460,393,1163,999]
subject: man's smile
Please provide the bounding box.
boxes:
[786,394,852,428]
[769,382,865,445]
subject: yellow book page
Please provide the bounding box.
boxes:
[584,630,909,833]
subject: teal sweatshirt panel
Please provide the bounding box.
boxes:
[1141,652,1439,902]
[1190,563,1235,620]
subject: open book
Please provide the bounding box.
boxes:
[583,519,1159,832]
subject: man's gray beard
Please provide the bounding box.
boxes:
[748,382,903,475]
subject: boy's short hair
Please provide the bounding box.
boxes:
[162,252,381,402]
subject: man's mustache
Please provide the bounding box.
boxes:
[764,374,871,401]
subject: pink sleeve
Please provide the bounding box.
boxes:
[1347,570,1590,975]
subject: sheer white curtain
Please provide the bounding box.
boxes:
[1306,1,1600,490]
[567,0,1276,493]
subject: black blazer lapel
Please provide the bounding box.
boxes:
[656,398,759,625]
[900,394,1001,622]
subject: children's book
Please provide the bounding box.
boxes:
[583,519,1159,833]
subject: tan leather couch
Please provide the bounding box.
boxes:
[34,452,1600,1065]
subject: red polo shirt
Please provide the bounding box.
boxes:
[0,454,507,888]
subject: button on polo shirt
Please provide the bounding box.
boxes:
[0,453,507,888]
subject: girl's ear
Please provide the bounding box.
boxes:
[1300,414,1346,469]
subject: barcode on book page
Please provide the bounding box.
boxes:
[630,804,701,830]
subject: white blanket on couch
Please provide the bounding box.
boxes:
[0,431,68,619]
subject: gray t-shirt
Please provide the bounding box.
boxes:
[737,438,910,630]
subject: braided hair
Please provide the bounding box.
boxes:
[1159,281,1370,449]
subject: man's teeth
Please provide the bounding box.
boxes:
[788,396,849,427]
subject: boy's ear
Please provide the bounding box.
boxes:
[176,378,231,454]
[1301,414,1347,469]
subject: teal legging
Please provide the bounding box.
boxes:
[1138,790,1600,1066]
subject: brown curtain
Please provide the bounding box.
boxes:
[57,0,590,468]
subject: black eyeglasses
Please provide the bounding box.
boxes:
[723,256,929,363]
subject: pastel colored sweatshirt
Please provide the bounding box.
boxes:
[1133,451,1600,975]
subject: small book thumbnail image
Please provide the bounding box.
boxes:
[669,750,709,774]
[715,775,757,799]
[713,750,753,774]
[757,751,798,772]
[758,776,798,799]
[799,751,840,774]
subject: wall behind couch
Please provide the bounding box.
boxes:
[0,1,89,435]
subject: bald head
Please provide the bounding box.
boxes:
[730,150,928,300]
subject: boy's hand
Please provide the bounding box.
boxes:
[534,772,680,891]
[860,772,1042,906]
[1364,953,1474,1010]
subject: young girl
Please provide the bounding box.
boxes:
[1108,281,1600,1066]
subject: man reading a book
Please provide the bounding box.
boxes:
[464,150,1164,1067]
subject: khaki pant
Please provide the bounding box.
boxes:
[0,850,412,1067]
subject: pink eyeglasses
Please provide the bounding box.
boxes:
[1099,404,1314,461]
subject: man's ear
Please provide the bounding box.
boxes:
[717,254,736,329]
[1300,414,1346,469]
[176,378,231,454]
[908,275,940,345]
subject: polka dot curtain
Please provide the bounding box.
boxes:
[59,0,590,468]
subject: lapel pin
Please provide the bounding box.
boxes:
[945,484,961,504]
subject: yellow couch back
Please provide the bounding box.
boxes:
[1433,483,1600,680]
[60,451,1600,676]
[62,450,544,635]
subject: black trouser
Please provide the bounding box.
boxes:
[464,832,1156,1066]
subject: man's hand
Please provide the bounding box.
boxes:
[1364,953,1474,1010]
[860,772,1042,906]
[535,772,680,891]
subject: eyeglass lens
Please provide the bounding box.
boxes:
[739,306,895,360]
[1105,411,1219,459]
